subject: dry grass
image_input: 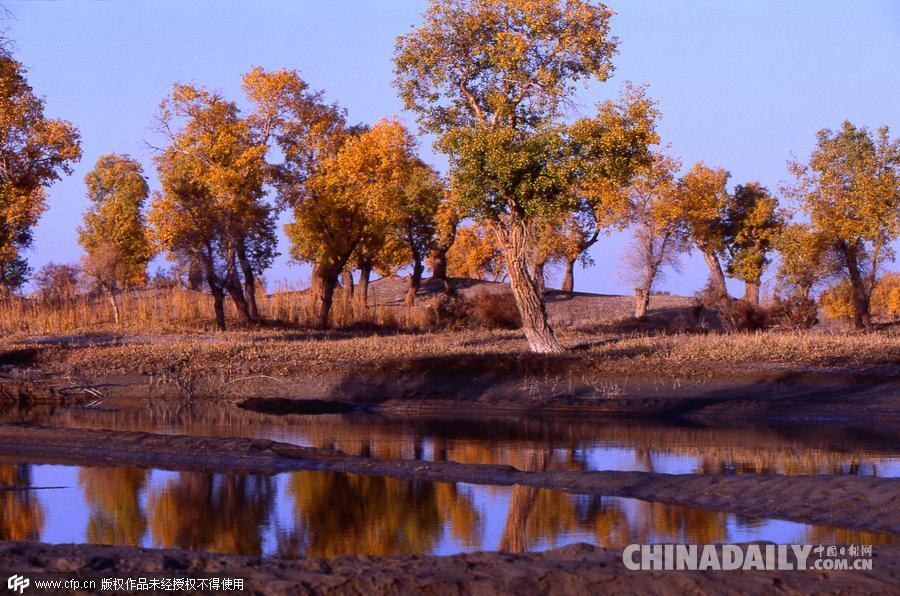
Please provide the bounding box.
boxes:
[5,325,897,385]
[1,282,897,383]
[0,286,439,336]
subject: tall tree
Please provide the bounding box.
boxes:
[395,0,656,352]
[389,160,444,305]
[79,154,153,323]
[724,182,783,306]
[427,188,463,293]
[785,122,899,330]
[150,83,277,329]
[620,152,688,318]
[0,45,81,291]
[283,119,419,327]
[773,223,837,301]
[669,163,732,304]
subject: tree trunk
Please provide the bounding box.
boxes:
[341,269,354,300]
[701,249,729,304]
[104,285,120,325]
[211,290,226,331]
[634,268,655,319]
[340,269,355,318]
[201,254,227,331]
[498,449,548,553]
[744,280,760,306]
[356,264,372,314]
[405,259,424,306]
[428,248,451,293]
[236,242,260,320]
[533,260,546,294]
[841,241,873,331]
[187,258,204,291]
[561,257,575,295]
[493,216,564,354]
[310,263,340,329]
[224,270,252,324]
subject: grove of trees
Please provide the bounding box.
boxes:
[1,1,897,349]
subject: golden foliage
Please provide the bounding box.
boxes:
[79,154,153,288]
[447,224,504,280]
[0,46,81,289]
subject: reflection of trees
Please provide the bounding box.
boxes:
[805,525,896,546]
[148,472,275,555]
[79,467,148,546]
[11,402,897,478]
[581,497,635,549]
[284,471,480,557]
[648,502,727,544]
[0,464,44,541]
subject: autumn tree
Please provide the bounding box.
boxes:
[392,160,444,306]
[78,154,153,323]
[33,262,79,306]
[619,152,688,318]
[561,85,666,295]
[527,214,569,294]
[427,187,463,293]
[347,219,408,314]
[283,119,420,327]
[669,163,732,305]
[150,83,276,329]
[784,122,899,330]
[0,44,81,292]
[547,208,599,295]
[395,0,656,352]
[773,223,836,301]
[447,224,504,281]
[724,182,784,306]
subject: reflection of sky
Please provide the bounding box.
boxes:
[21,464,896,558]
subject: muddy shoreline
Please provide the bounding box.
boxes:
[3,363,899,426]
[0,424,896,536]
[0,541,897,595]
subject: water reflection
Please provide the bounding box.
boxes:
[79,467,148,546]
[5,463,895,557]
[0,464,45,540]
[2,400,898,478]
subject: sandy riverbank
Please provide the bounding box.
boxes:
[0,541,896,595]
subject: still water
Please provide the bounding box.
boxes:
[3,463,894,558]
[3,398,899,477]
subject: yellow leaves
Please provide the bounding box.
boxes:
[447,224,503,280]
[394,0,617,134]
[787,122,899,247]
[79,154,153,287]
[0,45,81,289]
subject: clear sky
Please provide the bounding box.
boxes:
[4,0,899,296]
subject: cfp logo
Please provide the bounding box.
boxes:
[6,575,29,594]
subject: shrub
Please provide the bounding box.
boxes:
[470,290,521,329]
[718,298,767,332]
[425,289,521,330]
[766,294,819,329]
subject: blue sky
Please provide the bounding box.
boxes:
[4,0,899,296]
